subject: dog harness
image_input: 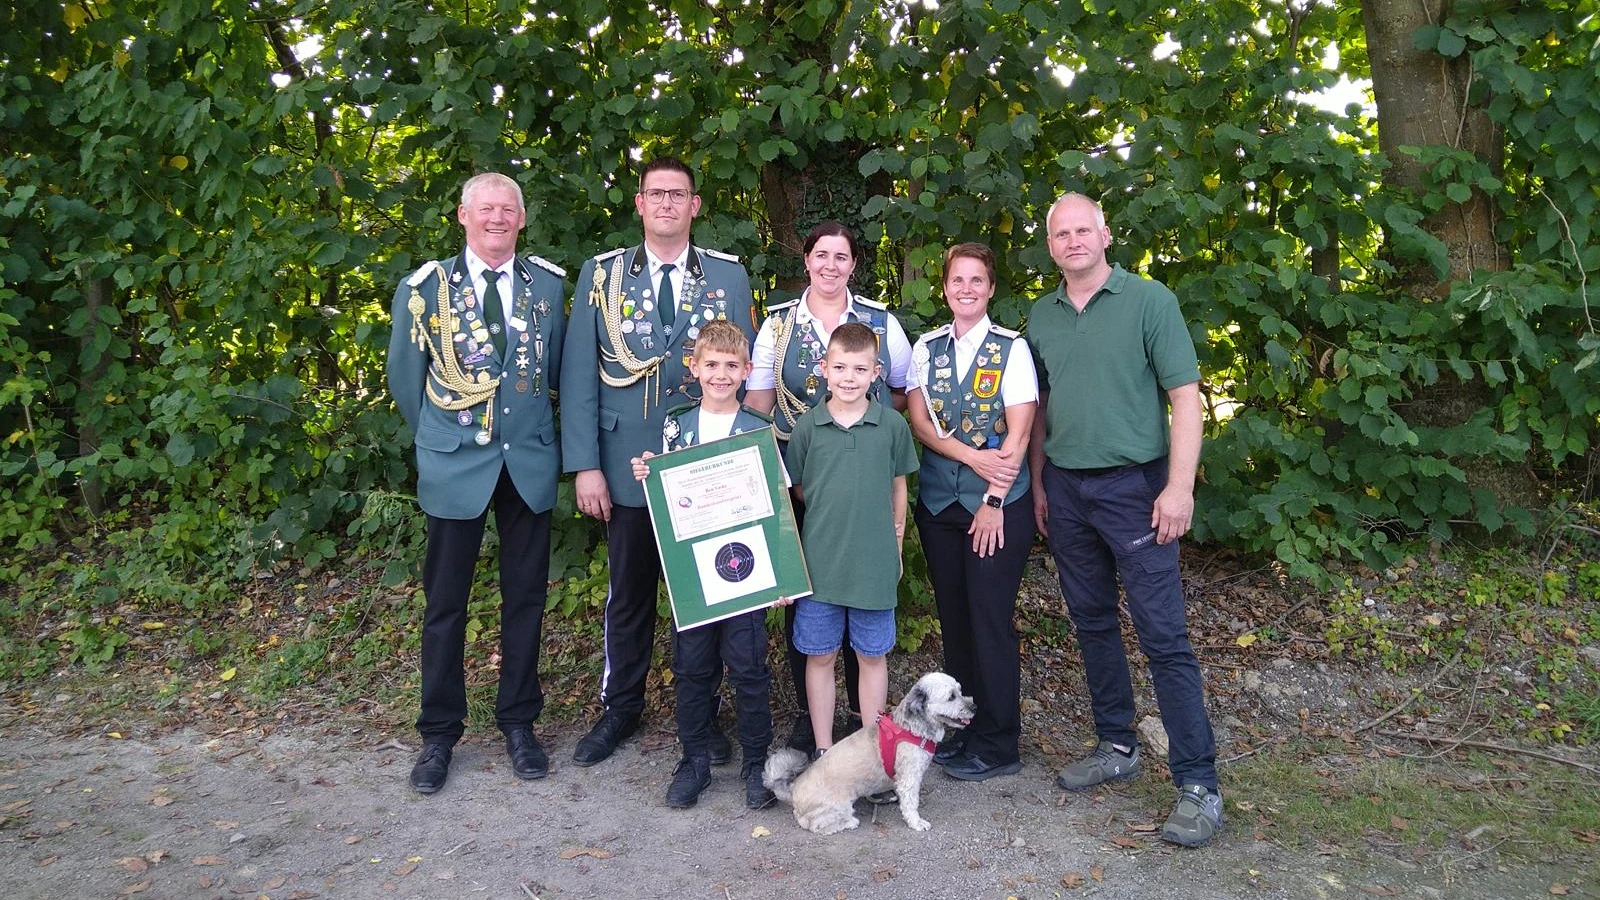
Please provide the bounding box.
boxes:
[876,713,937,778]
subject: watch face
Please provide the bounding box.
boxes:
[985,495,1002,508]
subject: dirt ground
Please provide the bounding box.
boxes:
[0,716,1585,900]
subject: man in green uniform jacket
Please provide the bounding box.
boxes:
[387,173,568,794]
[560,157,758,766]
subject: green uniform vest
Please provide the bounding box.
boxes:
[664,403,774,452]
[765,295,895,438]
[917,324,1030,514]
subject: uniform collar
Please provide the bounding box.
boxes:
[463,247,513,281]
[949,315,993,351]
[797,289,865,325]
[630,244,703,280]
[812,395,882,427]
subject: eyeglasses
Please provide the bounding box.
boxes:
[641,188,692,205]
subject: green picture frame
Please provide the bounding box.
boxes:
[641,427,812,630]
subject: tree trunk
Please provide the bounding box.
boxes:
[1361,0,1504,287]
[77,270,110,517]
[1361,0,1540,518]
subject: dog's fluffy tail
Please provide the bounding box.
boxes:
[762,748,808,803]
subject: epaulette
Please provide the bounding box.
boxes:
[699,247,740,263]
[406,260,441,287]
[525,255,566,278]
[988,324,1022,339]
[665,401,698,418]
[764,298,800,316]
[593,247,626,262]
[740,405,774,424]
[920,323,953,342]
[853,295,889,311]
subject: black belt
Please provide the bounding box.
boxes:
[1064,457,1165,478]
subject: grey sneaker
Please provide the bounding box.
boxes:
[1161,783,1224,847]
[1054,741,1140,790]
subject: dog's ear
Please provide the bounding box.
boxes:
[902,680,929,722]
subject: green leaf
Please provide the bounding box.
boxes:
[1436,29,1466,57]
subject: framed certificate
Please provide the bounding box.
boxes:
[642,427,812,630]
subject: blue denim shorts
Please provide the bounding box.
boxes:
[792,597,896,657]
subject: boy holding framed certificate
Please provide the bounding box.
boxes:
[631,320,783,810]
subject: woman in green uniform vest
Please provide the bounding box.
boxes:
[906,242,1038,781]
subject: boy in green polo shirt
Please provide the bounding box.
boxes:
[784,322,920,756]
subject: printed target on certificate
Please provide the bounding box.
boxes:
[641,427,812,630]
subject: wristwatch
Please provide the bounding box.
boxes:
[982,493,1003,509]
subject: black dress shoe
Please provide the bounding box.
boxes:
[942,753,1023,782]
[742,759,775,810]
[505,728,549,780]
[708,720,732,766]
[571,711,638,767]
[409,743,452,794]
[786,713,816,754]
[933,740,967,767]
[665,755,711,808]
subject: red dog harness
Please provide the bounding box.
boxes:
[876,713,937,778]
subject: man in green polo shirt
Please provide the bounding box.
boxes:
[1025,192,1223,848]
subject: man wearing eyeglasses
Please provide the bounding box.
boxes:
[561,156,758,767]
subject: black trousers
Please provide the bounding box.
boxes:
[783,497,862,720]
[913,492,1033,764]
[674,608,773,760]
[599,505,665,720]
[418,467,551,744]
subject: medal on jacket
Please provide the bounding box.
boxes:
[475,429,491,446]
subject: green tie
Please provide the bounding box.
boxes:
[482,269,507,357]
[657,262,676,329]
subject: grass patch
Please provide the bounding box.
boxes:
[1221,740,1600,865]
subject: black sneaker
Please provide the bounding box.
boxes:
[786,713,816,754]
[742,759,775,809]
[941,753,1022,782]
[933,739,967,767]
[665,755,711,809]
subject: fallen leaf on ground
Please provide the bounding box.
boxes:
[558,847,613,860]
[1549,885,1569,896]
[118,880,150,895]
[117,856,150,873]
[751,825,770,838]
[214,820,239,830]
[36,855,59,867]
[198,875,213,888]
[1128,822,1158,833]
[343,835,361,844]
[192,855,227,866]
[393,863,417,876]
[263,876,286,889]
[2,799,33,812]
[1388,815,1408,831]
[148,792,174,808]
[1360,886,1400,896]
[872,867,895,882]
[1089,864,1104,881]
[964,856,981,869]
[145,849,168,863]
[1061,872,1085,889]
[1110,836,1142,850]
